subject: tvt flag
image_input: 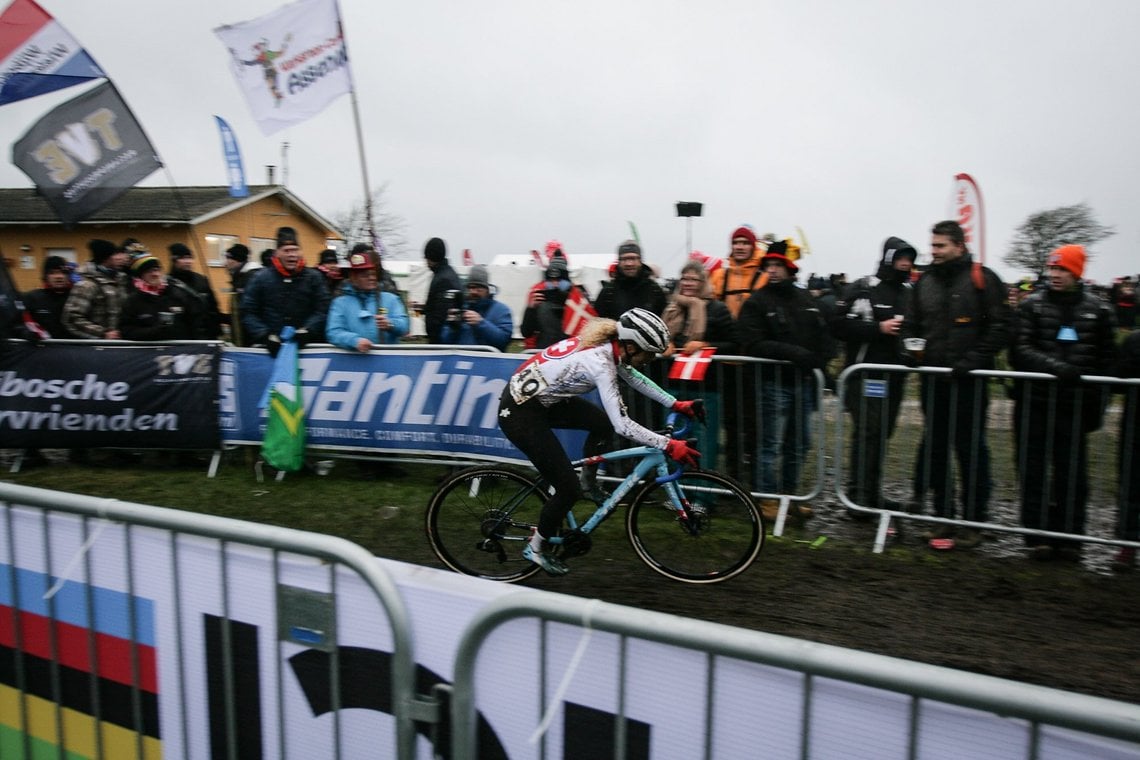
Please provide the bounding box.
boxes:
[11,81,161,227]
[214,0,351,135]
[214,115,248,198]
[0,0,105,106]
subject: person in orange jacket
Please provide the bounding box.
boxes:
[709,227,767,319]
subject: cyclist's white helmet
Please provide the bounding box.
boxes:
[617,308,671,354]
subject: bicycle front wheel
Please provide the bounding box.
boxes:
[626,469,764,583]
[425,466,546,582]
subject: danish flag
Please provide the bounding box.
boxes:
[462,248,474,266]
[668,347,717,381]
[561,287,596,337]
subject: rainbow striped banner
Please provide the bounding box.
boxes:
[0,564,160,759]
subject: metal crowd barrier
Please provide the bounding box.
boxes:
[0,482,422,760]
[449,592,1140,759]
[632,356,825,535]
[836,364,1140,554]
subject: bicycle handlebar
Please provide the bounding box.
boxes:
[664,411,690,439]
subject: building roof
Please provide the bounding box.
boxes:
[0,184,340,233]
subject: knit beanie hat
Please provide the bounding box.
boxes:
[1047,244,1086,278]
[225,244,250,263]
[466,264,491,288]
[169,243,193,260]
[318,249,339,265]
[130,252,162,276]
[424,237,447,262]
[730,226,757,248]
[88,239,117,263]
[545,257,569,280]
[276,226,299,248]
[42,255,70,278]
[617,240,641,257]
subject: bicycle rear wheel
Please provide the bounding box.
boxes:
[626,469,764,583]
[425,465,546,582]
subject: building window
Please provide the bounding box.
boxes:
[204,234,238,267]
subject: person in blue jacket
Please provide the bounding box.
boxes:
[439,264,514,350]
[326,250,409,352]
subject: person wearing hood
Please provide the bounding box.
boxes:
[326,250,409,352]
[830,237,917,515]
[439,265,514,350]
[63,239,130,339]
[20,256,75,339]
[901,220,1012,549]
[1009,244,1116,561]
[738,241,833,520]
[593,240,667,318]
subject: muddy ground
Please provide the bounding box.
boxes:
[519,506,1140,706]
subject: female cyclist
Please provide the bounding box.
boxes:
[498,308,704,575]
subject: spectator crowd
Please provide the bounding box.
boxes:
[3,221,1138,571]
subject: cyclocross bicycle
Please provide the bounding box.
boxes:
[425,414,765,584]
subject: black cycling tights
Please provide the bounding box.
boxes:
[498,388,613,539]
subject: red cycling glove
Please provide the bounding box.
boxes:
[671,399,707,423]
[665,439,701,467]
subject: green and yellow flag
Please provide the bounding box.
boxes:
[259,327,305,471]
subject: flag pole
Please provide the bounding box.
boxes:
[335,0,378,251]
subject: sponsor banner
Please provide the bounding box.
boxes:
[221,347,586,462]
[214,0,351,135]
[0,341,220,449]
[11,80,161,226]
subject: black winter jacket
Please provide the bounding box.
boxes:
[240,265,330,344]
[902,254,1011,370]
[424,261,462,344]
[120,279,209,341]
[830,266,910,366]
[738,279,833,371]
[593,264,667,319]
[1010,285,1116,378]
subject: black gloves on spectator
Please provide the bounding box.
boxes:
[788,348,822,372]
[1055,364,1082,386]
[294,328,312,345]
[951,360,976,381]
[266,334,282,358]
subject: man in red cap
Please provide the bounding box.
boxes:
[1009,243,1116,561]
[737,241,833,519]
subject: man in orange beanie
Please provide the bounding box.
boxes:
[1009,243,1117,561]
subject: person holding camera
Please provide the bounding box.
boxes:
[439,265,514,351]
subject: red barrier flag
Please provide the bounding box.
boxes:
[668,347,717,381]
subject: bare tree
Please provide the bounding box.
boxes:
[1004,202,1114,275]
[331,183,410,258]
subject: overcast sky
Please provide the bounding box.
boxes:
[4,0,1138,284]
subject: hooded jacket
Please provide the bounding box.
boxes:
[830,236,915,366]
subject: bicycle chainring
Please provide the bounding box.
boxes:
[557,530,592,559]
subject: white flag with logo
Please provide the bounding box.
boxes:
[214,0,351,135]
